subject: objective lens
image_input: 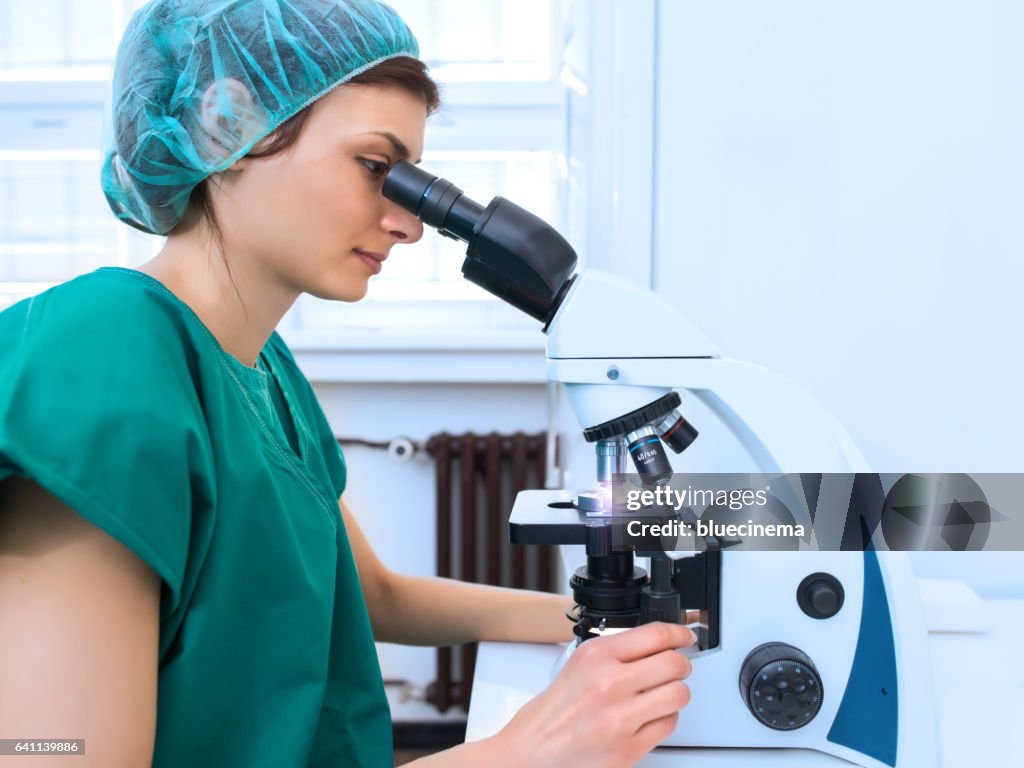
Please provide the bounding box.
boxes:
[657,411,699,453]
[626,426,673,486]
[596,439,627,484]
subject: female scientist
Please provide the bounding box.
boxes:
[0,1,694,766]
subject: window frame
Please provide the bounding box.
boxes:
[0,1,567,369]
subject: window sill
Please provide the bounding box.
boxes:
[283,329,548,384]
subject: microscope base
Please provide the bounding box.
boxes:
[468,591,1024,768]
[466,641,853,766]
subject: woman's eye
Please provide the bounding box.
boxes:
[361,159,389,177]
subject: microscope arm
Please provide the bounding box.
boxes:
[550,357,870,474]
[544,269,868,476]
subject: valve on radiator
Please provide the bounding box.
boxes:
[388,436,417,463]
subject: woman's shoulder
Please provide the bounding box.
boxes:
[0,268,212,410]
[1,267,201,365]
[7,267,192,333]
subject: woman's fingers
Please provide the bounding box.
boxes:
[632,710,681,756]
[627,677,692,732]
[597,622,696,663]
[504,622,697,767]
[625,648,692,693]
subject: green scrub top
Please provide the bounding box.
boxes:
[0,267,392,767]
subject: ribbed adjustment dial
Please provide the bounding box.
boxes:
[739,642,823,730]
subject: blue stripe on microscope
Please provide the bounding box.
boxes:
[826,550,898,766]
[629,438,660,453]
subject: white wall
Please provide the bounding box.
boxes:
[651,0,1024,593]
[557,0,1023,596]
[653,0,1023,473]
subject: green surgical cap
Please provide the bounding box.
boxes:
[101,0,420,235]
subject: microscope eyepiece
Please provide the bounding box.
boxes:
[382,162,485,240]
[382,160,578,325]
[378,160,434,215]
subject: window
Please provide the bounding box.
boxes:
[0,0,568,340]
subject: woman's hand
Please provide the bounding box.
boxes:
[492,621,695,767]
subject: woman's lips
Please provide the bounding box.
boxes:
[354,248,385,275]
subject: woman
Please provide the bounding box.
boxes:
[0,1,694,766]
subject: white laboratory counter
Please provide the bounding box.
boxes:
[465,584,1024,767]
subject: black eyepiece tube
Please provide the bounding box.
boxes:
[382,160,578,325]
[382,162,485,239]
[380,160,435,216]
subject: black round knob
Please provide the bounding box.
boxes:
[797,572,845,620]
[573,616,593,640]
[739,642,823,730]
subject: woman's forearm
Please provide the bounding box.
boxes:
[374,570,575,646]
[405,733,514,767]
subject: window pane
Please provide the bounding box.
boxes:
[0,154,118,285]
[0,0,118,70]
[388,0,553,80]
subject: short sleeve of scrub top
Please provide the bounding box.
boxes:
[0,268,392,768]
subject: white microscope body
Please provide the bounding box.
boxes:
[377,159,938,767]
[474,269,939,768]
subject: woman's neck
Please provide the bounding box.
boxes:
[137,214,299,368]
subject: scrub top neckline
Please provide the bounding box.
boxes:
[94,266,270,386]
[92,267,312,467]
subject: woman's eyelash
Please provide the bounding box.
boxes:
[361,159,389,176]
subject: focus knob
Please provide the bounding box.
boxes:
[739,642,823,731]
[797,572,845,620]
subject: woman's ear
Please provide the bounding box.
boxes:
[198,78,268,166]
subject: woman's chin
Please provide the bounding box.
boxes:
[311,278,370,304]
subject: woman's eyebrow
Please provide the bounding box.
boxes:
[363,131,410,160]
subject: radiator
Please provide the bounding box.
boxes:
[425,431,558,713]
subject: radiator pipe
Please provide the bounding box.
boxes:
[433,433,452,712]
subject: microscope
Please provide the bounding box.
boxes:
[383,162,938,767]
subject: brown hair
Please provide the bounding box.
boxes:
[190,56,440,251]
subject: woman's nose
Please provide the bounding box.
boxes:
[382,199,424,244]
